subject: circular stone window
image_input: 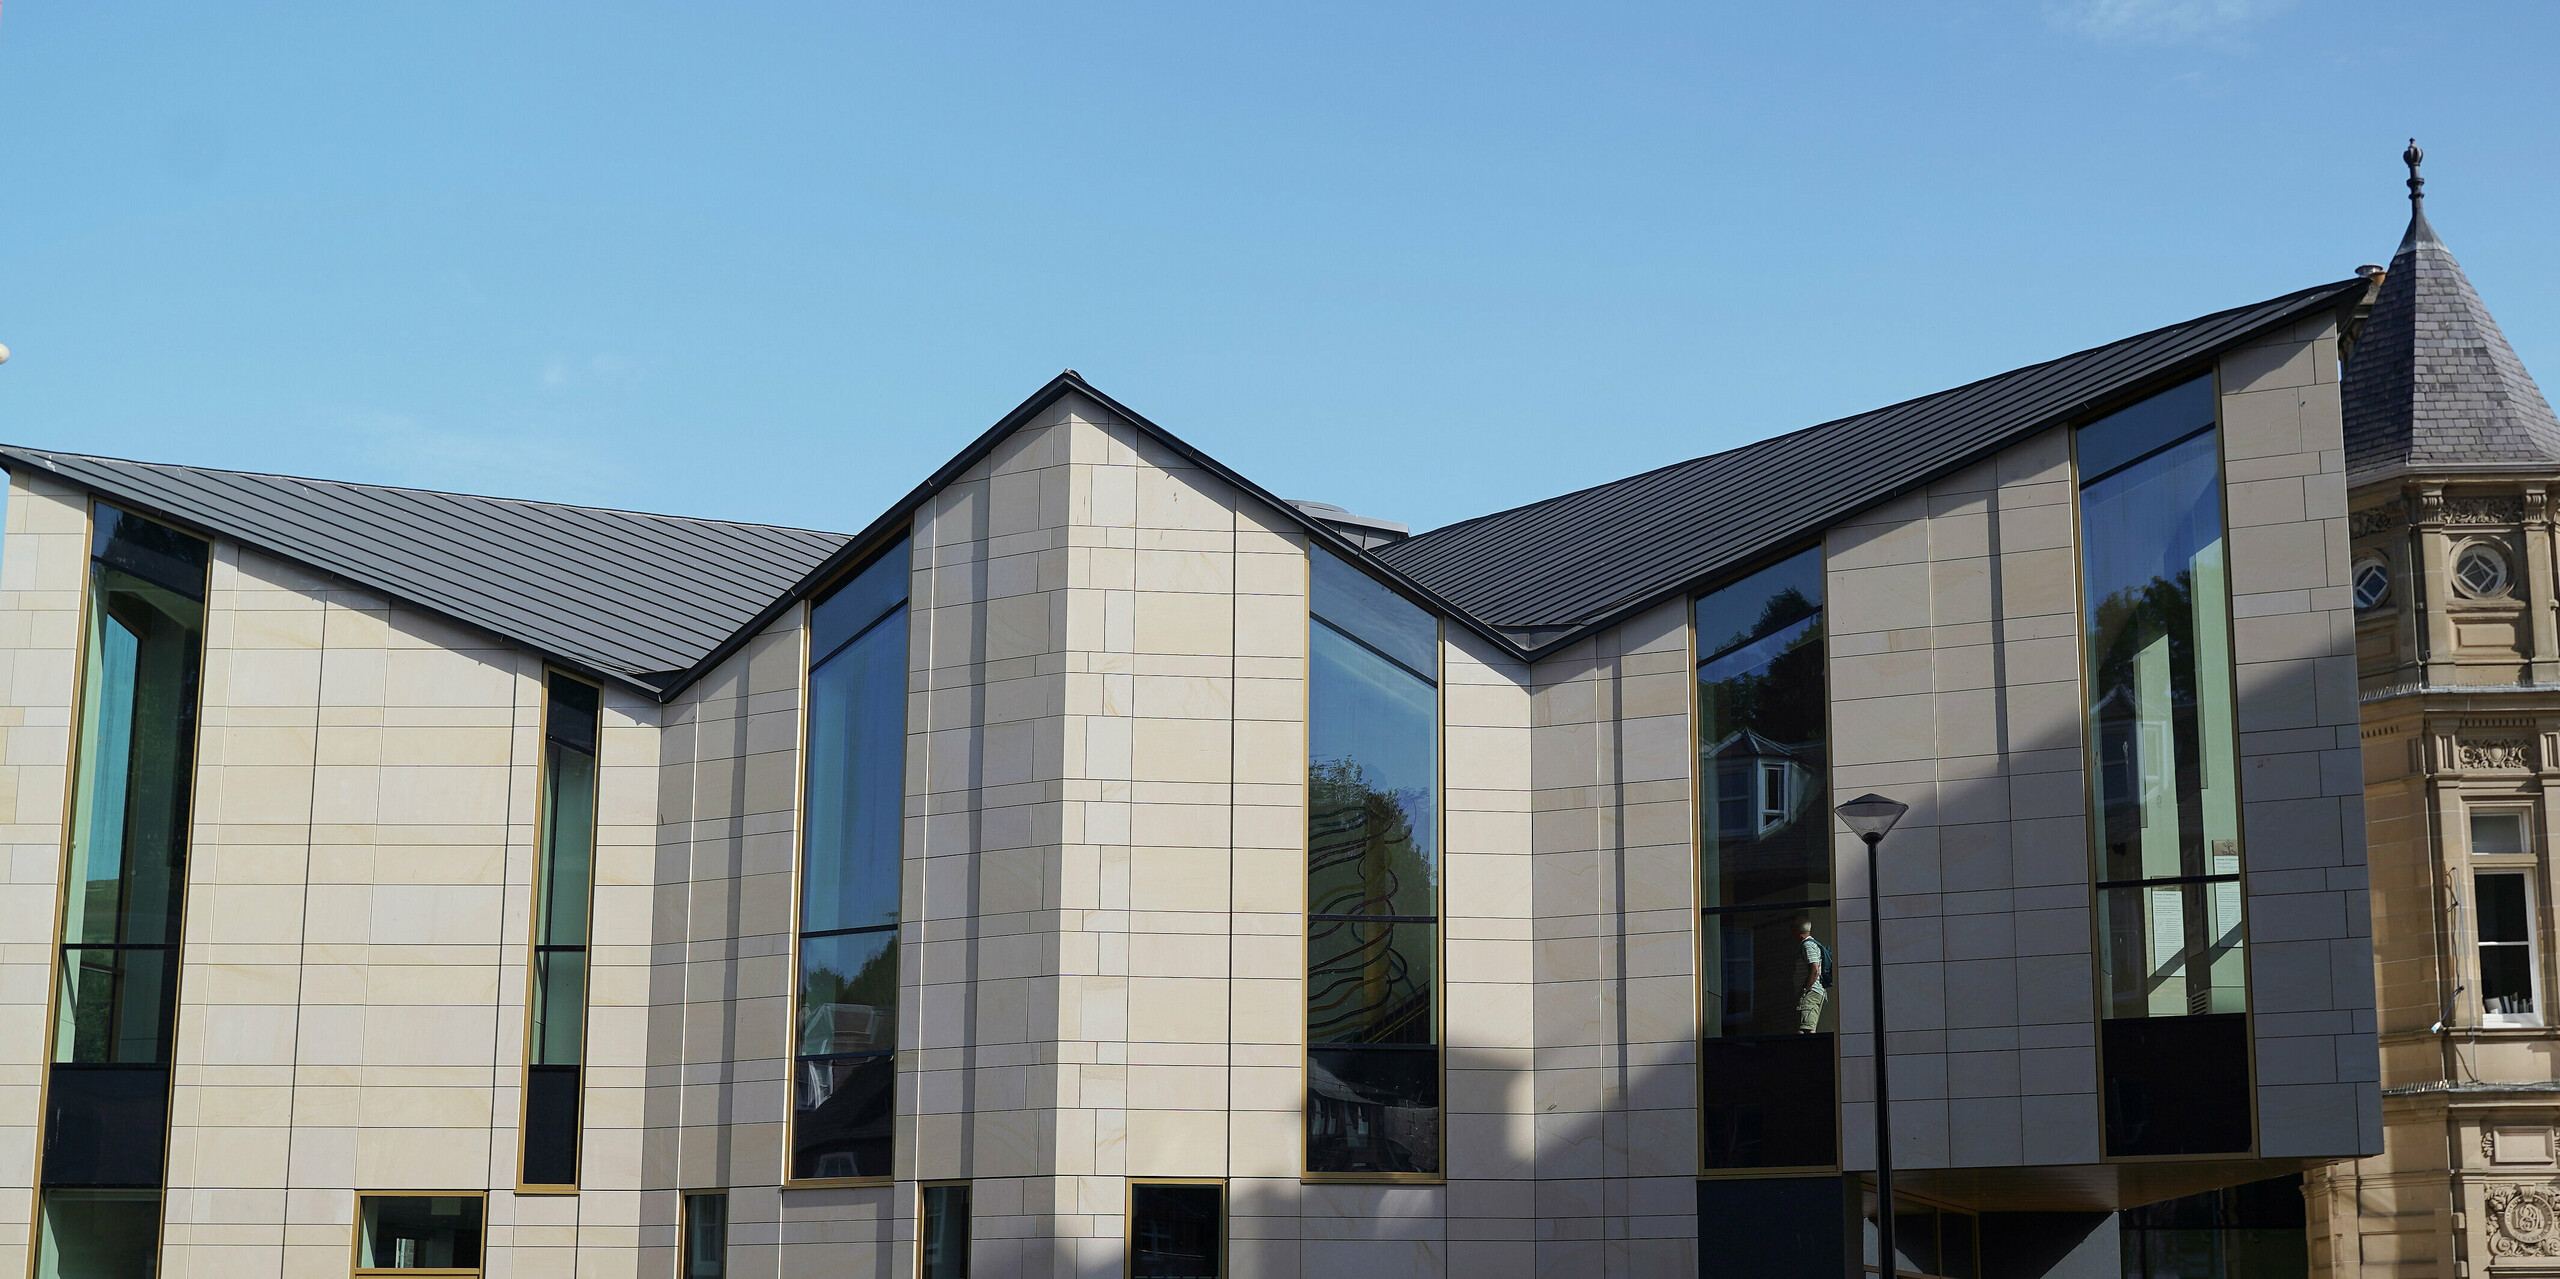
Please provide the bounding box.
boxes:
[2456,542,2513,598]
[2353,557,2391,610]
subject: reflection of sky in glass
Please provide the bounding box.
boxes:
[1696,547,1823,659]
[802,606,908,934]
[811,537,910,662]
[1311,547,1437,676]
[2080,430,2220,630]
[1309,619,1437,871]
[1698,614,1818,686]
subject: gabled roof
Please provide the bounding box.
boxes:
[2341,178,2560,478]
[0,445,849,695]
[1375,278,2366,653]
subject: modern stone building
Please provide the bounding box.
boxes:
[0,222,2397,1275]
[2303,149,2560,1276]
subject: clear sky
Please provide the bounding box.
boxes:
[2,2,2553,536]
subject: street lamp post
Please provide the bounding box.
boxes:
[1836,792,1910,1278]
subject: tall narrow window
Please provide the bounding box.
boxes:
[2078,374,2251,1156]
[793,537,910,1180]
[1129,1182,1222,1279]
[682,1192,727,1279]
[1693,546,1835,1170]
[1305,547,1440,1177]
[2478,872,2542,1026]
[522,673,598,1189]
[920,1183,970,1279]
[38,505,209,1278]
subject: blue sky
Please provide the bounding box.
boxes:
[2,2,2553,535]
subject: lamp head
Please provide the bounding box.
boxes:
[1835,792,1909,843]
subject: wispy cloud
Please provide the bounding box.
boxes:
[327,409,640,508]
[2046,0,2291,45]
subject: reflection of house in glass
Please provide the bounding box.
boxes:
[1705,727,1817,846]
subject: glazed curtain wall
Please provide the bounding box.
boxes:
[38,506,210,1279]
[1306,547,1441,1176]
[791,536,909,1180]
[1693,546,1836,1170]
[2077,374,2252,1156]
[522,674,598,1187]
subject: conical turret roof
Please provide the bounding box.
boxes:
[2343,142,2560,477]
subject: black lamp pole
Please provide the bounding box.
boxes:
[1836,793,1909,1279]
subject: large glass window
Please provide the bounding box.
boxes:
[2477,871,2542,1026]
[39,506,209,1275]
[1694,547,1836,1170]
[2078,375,2251,1157]
[522,673,597,1188]
[792,537,909,1181]
[1129,1182,1222,1279]
[355,1196,484,1274]
[1306,548,1441,1177]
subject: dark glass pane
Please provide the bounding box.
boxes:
[1307,918,1435,1045]
[55,946,175,1064]
[1697,552,1828,913]
[1892,1202,1940,1276]
[792,1053,893,1179]
[545,674,599,754]
[41,1064,169,1187]
[358,1196,484,1270]
[538,742,595,949]
[1310,547,1437,677]
[2480,872,2532,943]
[920,1185,971,1279]
[1130,1183,1222,1279]
[522,1064,581,1186]
[684,1193,727,1279]
[2081,429,2240,890]
[798,929,898,1057]
[1702,908,1837,1038]
[1306,1047,1438,1174]
[2483,944,2537,1018]
[94,505,209,600]
[1308,622,1437,919]
[38,1189,161,1279]
[2102,1014,2250,1156]
[1696,1176,1849,1277]
[1940,1211,1978,1279]
[801,608,908,934]
[810,537,910,664]
[2099,883,2245,1019]
[1698,1035,1836,1169]
[64,568,203,950]
[532,948,586,1066]
[1695,546,1823,662]
[2075,374,2216,483]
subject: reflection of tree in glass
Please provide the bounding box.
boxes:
[799,940,898,1055]
[2089,568,2207,878]
[2090,570,2200,709]
[1699,588,1823,747]
[1308,758,1432,1045]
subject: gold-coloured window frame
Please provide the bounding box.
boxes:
[915,1179,970,1279]
[347,1190,490,1277]
[782,529,913,1190]
[24,500,216,1279]
[680,1188,729,1279]
[1299,546,1448,1185]
[516,669,603,1194]
[1687,542,1845,1180]
[1124,1178,1227,1279]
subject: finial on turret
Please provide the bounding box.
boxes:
[2405,138,2425,207]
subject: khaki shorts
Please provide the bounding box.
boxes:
[1797,984,1827,1033]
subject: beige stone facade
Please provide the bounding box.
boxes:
[0,303,2384,1277]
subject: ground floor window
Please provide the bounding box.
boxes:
[682,1192,726,1279]
[1863,1190,1978,1278]
[354,1195,484,1274]
[1129,1181,1222,1278]
[36,1189,160,1279]
[921,1183,971,1279]
[2120,1175,2306,1278]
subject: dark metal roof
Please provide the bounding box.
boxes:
[1376,278,2367,654]
[0,445,850,695]
[2341,199,2560,477]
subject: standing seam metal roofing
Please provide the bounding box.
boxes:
[1374,278,2367,651]
[0,445,850,694]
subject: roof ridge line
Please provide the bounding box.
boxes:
[0,443,849,539]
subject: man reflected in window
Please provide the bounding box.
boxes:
[1797,918,1827,1034]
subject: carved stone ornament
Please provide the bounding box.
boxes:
[2462,739,2534,771]
[2487,1183,2560,1257]
[2444,496,2526,525]
[2351,502,2407,537]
